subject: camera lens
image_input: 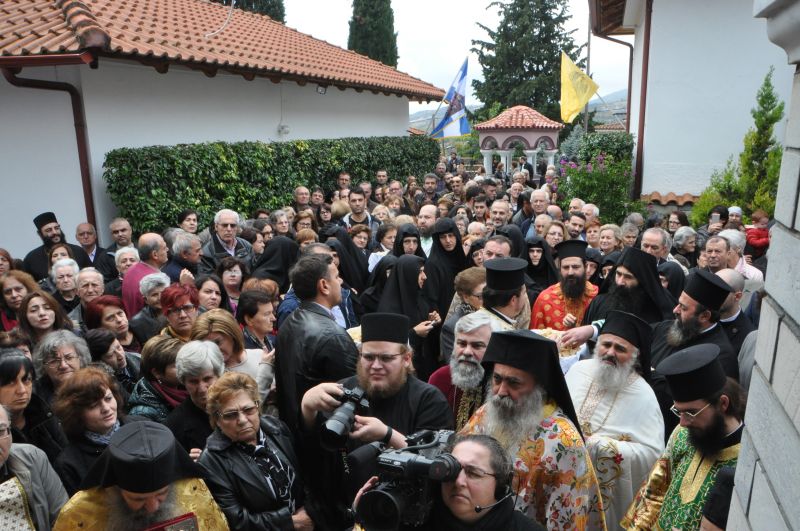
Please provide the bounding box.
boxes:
[320,401,357,450]
[358,487,405,531]
[428,453,461,482]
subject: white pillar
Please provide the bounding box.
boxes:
[496,150,513,176]
[480,150,494,175]
[545,149,559,166]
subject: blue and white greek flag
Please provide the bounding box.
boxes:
[430,58,470,138]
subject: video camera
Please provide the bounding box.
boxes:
[320,386,370,450]
[355,430,459,530]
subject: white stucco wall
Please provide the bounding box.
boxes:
[0,59,410,257]
[625,0,794,197]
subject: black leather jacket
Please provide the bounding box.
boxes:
[198,416,305,530]
[274,301,358,435]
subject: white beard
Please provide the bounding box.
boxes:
[483,387,545,455]
[592,347,637,392]
[449,355,484,389]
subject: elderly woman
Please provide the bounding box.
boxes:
[599,223,624,255]
[672,225,699,268]
[48,257,80,314]
[370,204,392,224]
[236,290,277,352]
[585,219,602,249]
[295,228,319,250]
[190,308,273,403]
[129,272,169,344]
[620,222,640,248]
[198,372,313,529]
[216,257,248,312]
[85,294,141,353]
[543,220,568,248]
[1,270,39,332]
[104,246,139,298]
[440,267,487,362]
[32,330,89,407]
[0,353,68,463]
[292,210,318,234]
[160,283,200,341]
[270,210,292,238]
[52,367,137,495]
[350,224,371,253]
[165,340,225,459]
[19,291,73,347]
[127,335,186,422]
[83,328,141,398]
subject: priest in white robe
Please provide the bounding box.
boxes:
[566,310,664,530]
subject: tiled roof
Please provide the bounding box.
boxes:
[407,126,426,136]
[643,191,699,207]
[0,0,445,102]
[474,105,563,131]
[594,122,625,131]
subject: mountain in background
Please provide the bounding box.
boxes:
[408,90,628,129]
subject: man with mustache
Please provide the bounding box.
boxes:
[428,312,501,430]
[531,240,598,331]
[461,330,606,530]
[623,345,745,531]
[649,270,738,439]
[23,212,90,281]
[565,311,664,528]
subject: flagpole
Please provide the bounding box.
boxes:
[583,16,591,131]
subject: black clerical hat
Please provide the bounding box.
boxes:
[33,212,58,230]
[361,313,410,344]
[481,330,581,435]
[484,258,527,290]
[554,239,587,260]
[600,310,653,379]
[683,269,733,311]
[657,344,727,401]
[81,421,202,493]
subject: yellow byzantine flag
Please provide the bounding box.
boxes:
[560,52,599,123]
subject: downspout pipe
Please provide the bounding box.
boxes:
[1,51,97,226]
[633,0,653,200]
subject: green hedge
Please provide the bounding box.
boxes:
[103,136,440,232]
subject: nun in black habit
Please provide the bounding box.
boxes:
[524,235,558,303]
[391,223,427,259]
[321,225,369,294]
[658,261,686,301]
[495,224,527,259]
[249,235,299,294]
[359,254,397,315]
[377,255,440,380]
[422,218,469,317]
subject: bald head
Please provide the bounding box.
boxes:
[137,233,168,266]
[716,268,745,317]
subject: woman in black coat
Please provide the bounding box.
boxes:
[250,236,299,295]
[0,354,67,464]
[359,255,397,315]
[198,372,315,529]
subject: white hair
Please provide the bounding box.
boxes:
[214,209,240,225]
[718,229,746,254]
[175,340,225,382]
[139,272,171,297]
[50,258,79,282]
[114,246,140,266]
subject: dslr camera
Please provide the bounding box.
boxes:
[356,430,459,530]
[320,386,370,450]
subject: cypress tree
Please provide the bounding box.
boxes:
[347,0,399,67]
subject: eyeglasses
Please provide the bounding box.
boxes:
[45,353,77,368]
[670,402,711,420]
[217,403,259,421]
[0,426,10,438]
[166,304,196,317]
[218,223,237,228]
[469,291,483,299]
[460,464,496,480]
[361,353,403,364]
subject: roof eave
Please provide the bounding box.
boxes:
[589,0,635,37]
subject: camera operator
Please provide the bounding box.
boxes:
[300,312,454,527]
[353,434,544,531]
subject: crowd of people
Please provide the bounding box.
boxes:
[0,155,769,530]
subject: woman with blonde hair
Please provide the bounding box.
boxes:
[599,223,624,255]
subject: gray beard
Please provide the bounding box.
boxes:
[666,316,703,347]
[105,486,180,531]
[449,355,484,389]
[484,387,545,455]
[592,348,636,391]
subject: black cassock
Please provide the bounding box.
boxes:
[649,320,739,442]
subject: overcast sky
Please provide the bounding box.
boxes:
[284,0,633,112]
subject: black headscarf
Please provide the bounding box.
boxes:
[322,226,369,293]
[377,255,428,325]
[495,224,526,259]
[466,238,486,268]
[250,236,299,293]
[658,261,686,301]
[391,223,426,259]
[360,255,397,314]
[524,235,558,289]
[423,218,469,314]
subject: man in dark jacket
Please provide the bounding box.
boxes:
[198,209,253,276]
[162,231,201,284]
[75,223,117,282]
[23,212,91,281]
[275,253,359,436]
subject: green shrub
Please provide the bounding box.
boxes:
[577,132,634,163]
[103,136,440,233]
[558,154,643,225]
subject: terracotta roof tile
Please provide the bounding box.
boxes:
[474,105,563,131]
[594,122,625,131]
[407,126,425,136]
[0,0,444,101]
[643,191,698,207]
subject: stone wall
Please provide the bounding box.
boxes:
[729,3,800,528]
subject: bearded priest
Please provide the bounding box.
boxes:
[565,310,664,529]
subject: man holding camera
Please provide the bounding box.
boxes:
[300,313,454,527]
[461,330,607,530]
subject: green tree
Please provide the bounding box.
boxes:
[692,68,784,223]
[347,0,398,67]
[211,0,285,22]
[472,0,583,120]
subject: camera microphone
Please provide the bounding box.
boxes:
[474,491,513,513]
